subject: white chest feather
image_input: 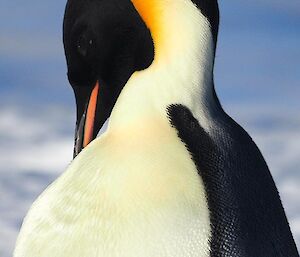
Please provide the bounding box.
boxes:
[14,121,211,257]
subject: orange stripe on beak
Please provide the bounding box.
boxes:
[83,81,100,147]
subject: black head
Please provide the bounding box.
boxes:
[63,0,154,157]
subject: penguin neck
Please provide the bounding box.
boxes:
[109,1,220,134]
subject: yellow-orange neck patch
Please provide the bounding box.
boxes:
[131,0,163,53]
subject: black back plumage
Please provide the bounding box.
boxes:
[168,104,299,257]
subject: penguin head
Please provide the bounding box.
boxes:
[63,0,154,157]
[63,0,219,158]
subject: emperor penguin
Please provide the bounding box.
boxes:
[14,0,299,256]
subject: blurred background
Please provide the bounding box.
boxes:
[0,0,299,256]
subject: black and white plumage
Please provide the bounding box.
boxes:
[14,0,299,256]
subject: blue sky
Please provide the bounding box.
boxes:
[0,1,300,256]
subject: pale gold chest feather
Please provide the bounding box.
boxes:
[14,120,211,257]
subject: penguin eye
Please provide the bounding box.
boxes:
[77,34,94,57]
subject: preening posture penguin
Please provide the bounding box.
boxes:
[14,0,299,256]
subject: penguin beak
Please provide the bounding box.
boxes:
[73,80,101,158]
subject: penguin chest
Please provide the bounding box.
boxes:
[14,129,211,257]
